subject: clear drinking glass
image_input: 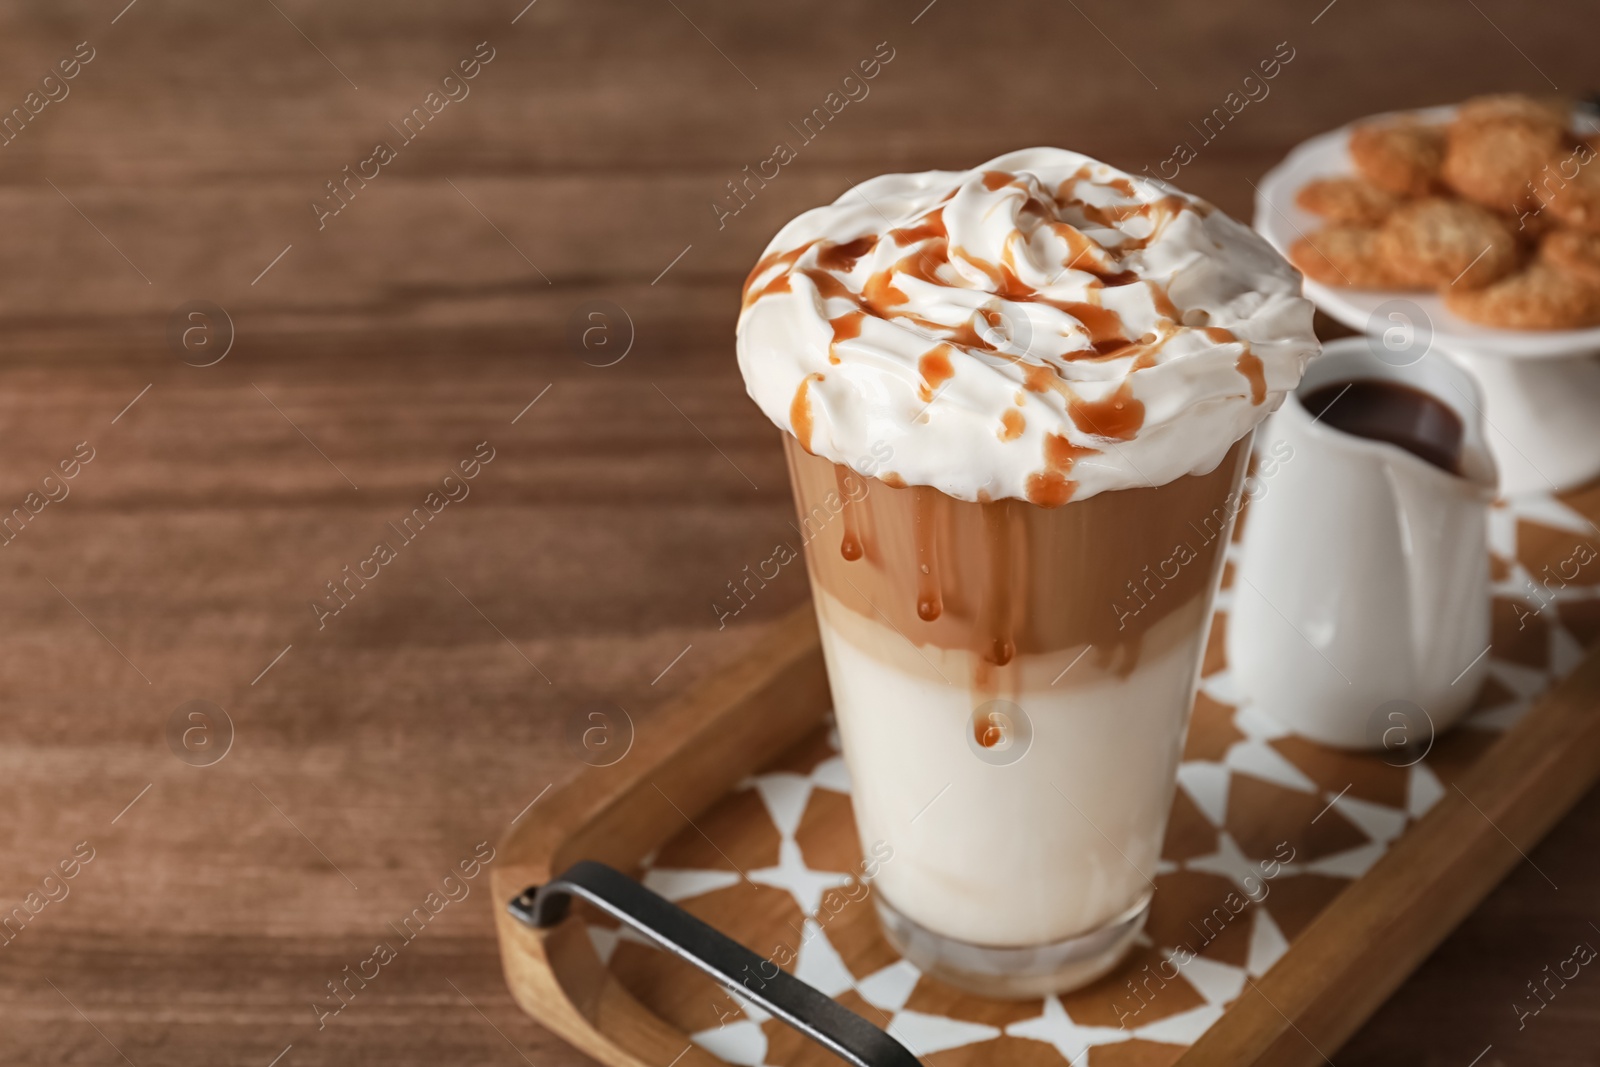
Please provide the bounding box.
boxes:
[783,432,1252,996]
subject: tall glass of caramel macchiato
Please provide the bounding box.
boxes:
[736,148,1317,996]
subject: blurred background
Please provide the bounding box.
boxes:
[0,1,1595,1063]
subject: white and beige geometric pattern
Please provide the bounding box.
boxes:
[591,484,1600,1066]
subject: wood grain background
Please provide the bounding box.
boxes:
[0,1,1594,1064]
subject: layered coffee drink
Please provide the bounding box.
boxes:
[737,148,1317,995]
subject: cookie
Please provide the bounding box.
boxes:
[1542,138,1600,233]
[1543,229,1600,286]
[1510,202,1560,239]
[1295,176,1401,225]
[1290,225,1405,289]
[1445,259,1600,329]
[1442,109,1565,211]
[1348,119,1446,197]
[1376,198,1520,289]
[1455,93,1570,131]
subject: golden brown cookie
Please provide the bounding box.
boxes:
[1295,176,1401,225]
[1445,259,1600,329]
[1543,229,1600,286]
[1511,202,1559,240]
[1441,110,1565,211]
[1348,119,1446,197]
[1455,93,1570,130]
[1375,198,1520,289]
[1290,225,1406,289]
[1542,138,1600,233]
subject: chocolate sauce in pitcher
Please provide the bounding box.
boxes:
[1300,379,1465,475]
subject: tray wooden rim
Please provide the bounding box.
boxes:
[492,602,1600,1067]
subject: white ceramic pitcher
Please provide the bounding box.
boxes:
[1228,337,1498,749]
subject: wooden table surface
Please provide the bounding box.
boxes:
[1,2,1595,1064]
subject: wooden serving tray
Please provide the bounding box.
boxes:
[492,484,1600,1066]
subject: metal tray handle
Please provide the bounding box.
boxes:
[509,860,921,1067]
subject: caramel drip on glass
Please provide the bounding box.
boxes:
[980,500,1015,667]
[836,466,864,561]
[784,434,1251,668]
[911,487,943,621]
[974,716,1004,747]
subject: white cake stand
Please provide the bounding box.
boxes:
[1253,106,1600,495]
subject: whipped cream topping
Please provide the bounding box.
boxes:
[737,147,1319,504]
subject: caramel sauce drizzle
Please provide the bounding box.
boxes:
[790,373,822,451]
[1237,349,1267,405]
[1097,328,1171,370]
[887,208,947,246]
[1062,299,1133,355]
[1068,380,1145,441]
[1054,168,1190,251]
[828,309,866,365]
[815,234,877,272]
[1048,223,1136,285]
[980,500,1015,667]
[1148,281,1184,322]
[748,171,1210,515]
[743,183,1178,367]
[917,344,956,402]
[862,269,910,315]
[749,273,792,304]
[1204,325,1266,405]
[742,241,815,309]
[1024,432,1097,507]
[800,267,855,302]
[836,466,864,561]
[911,487,943,621]
[974,715,1004,747]
[942,311,1003,353]
[1020,363,1057,394]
